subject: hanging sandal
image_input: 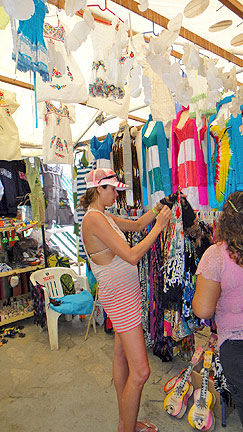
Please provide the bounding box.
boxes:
[136,420,159,432]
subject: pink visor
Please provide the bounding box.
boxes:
[85,168,129,190]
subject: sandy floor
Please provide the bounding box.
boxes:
[0,316,241,432]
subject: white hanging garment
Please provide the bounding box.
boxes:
[87,21,130,119]
[0,89,22,161]
[36,20,88,103]
[39,101,75,165]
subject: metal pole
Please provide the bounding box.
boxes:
[74,109,103,146]
[41,224,48,267]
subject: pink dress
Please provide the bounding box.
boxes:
[172,108,208,210]
[81,209,142,333]
[196,243,243,348]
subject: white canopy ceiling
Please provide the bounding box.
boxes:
[0,0,242,154]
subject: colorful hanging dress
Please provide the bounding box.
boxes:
[207,95,243,209]
[172,108,208,211]
[142,115,172,208]
[12,0,49,82]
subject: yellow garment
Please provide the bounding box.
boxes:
[0,7,9,30]
[0,88,22,160]
[210,124,231,204]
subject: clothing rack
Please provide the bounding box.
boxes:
[196,210,221,223]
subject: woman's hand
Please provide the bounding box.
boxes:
[155,206,171,230]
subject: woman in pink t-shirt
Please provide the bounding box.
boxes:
[193,191,243,427]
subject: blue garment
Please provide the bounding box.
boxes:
[13,0,49,81]
[228,104,243,192]
[90,133,113,160]
[207,96,233,209]
[49,291,94,315]
[142,115,172,206]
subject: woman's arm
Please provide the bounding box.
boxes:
[109,203,163,232]
[192,275,221,319]
[83,206,171,266]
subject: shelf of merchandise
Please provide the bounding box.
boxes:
[0,221,46,327]
[0,311,34,327]
[0,263,45,278]
[0,221,38,234]
[0,225,22,233]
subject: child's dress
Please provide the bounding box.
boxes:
[36,20,88,103]
[87,21,130,119]
[12,0,49,82]
[39,101,75,165]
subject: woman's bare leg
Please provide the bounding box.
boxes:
[118,324,150,432]
[113,332,129,432]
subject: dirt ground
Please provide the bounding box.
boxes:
[0,316,241,432]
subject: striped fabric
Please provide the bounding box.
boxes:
[81,209,142,333]
[73,160,96,260]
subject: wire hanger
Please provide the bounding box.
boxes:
[142,22,159,37]
[86,0,124,23]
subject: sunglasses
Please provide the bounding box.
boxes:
[97,174,116,184]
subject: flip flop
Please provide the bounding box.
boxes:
[136,420,159,432]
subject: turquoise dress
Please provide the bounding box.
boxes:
[142,115,172,207]
[13,0,49,82]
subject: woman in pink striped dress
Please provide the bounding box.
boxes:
[80,168,171,432]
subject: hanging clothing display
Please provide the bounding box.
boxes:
[126,229,152,348]
[187,69,216,127]
[0,161,18,217]
[143,62,176,124]
[87,21,130,119]
[0,89,21,161]
[112,125,142,209]
[39,101,75,165]
[36,20,88,103]
[207,95,243,209]
[113,123,134,207]
[12,0,49,82]
[0,160,31,217]
[142,115,172,208]
[172,107,208,211]
[90,133,112,169]
[25,157,45,223]
[13,160,31,205]
[74,159,96,261]
[41,163,74,228]
[163,194,185,311]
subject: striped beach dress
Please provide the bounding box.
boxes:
[81,208,142,333]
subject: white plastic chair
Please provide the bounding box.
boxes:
[30,267,96,350]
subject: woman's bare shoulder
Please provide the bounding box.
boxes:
[83,211,107,229]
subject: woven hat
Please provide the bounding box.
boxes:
[85,168,129,190]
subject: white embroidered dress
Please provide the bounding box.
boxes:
[36,20,88,103]
[87,21,130,118]
[39,101,75,165]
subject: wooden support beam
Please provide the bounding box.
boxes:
[0,75,33,91]
[111,0,243,68]
[219,0,243,19]
[0,75,146,123]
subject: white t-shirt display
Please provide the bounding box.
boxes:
[39,101,75,165]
